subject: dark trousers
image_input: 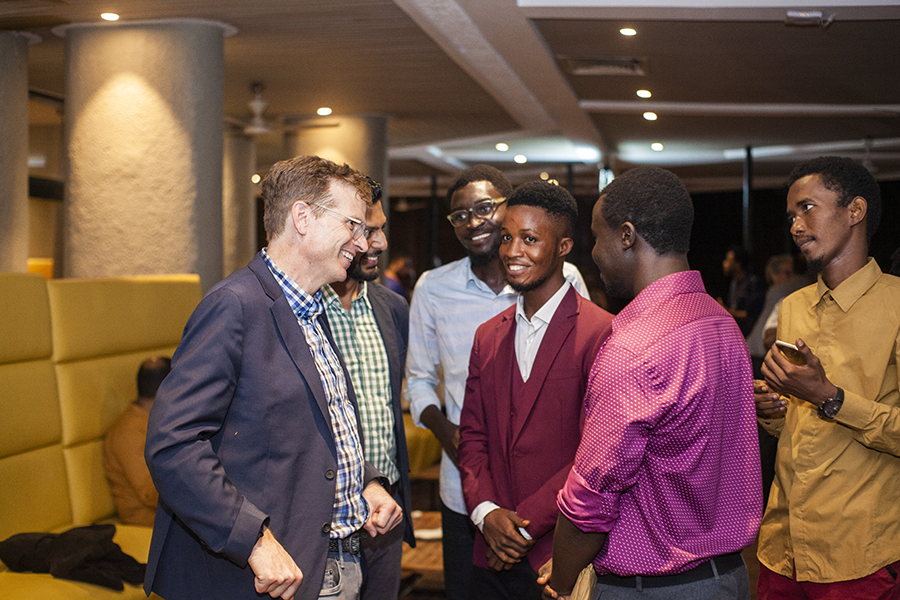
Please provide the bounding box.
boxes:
[360,487,405,600]
[471,559,543,600]
[441,501,476,600]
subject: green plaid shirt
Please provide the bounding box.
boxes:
[323,282,399,485]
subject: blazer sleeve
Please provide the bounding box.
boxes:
[145,287,268,567]
[458,329,499,514]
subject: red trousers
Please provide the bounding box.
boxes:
[758,561,900,600]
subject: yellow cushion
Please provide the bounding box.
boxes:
[0,361,60,459]
[0,445,71,541]
[0,571,149,600]
[64,441,115,525]
[48,275,201,363]
[0,273,51,364]
[55,348,178,447]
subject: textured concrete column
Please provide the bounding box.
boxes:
[284,114,388,195]
[58,19,233,289]
[284,114,390,263]
[0,32,31,273]
[223,131,258,276]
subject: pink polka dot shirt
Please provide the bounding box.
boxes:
[558,270,762,576]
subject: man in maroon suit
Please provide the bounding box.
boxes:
[459,181,613,599]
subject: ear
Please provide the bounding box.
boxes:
[290,201,311,236]
[848,196,867,228]
[558,237,574,258]
[620,222,637,251]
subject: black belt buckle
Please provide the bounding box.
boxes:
[349,534,360,554]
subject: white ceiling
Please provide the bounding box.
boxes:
[5,0,900,195]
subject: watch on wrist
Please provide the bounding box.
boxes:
[817,387,844,419]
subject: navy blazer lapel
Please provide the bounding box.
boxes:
[249,256,334,438]
[510,286,578,445]
[368,285,402,390]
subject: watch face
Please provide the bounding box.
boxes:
[822,401,840,419]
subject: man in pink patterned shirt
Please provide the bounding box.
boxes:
[541,166,762,600]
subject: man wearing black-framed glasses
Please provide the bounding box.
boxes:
[405,165,589,600]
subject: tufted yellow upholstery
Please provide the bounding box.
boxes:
[0,272,200,599]
[0,274,69,544]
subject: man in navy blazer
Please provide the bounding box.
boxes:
[322,180,415,600]
[144,155,402,600]
[459,182,613,599]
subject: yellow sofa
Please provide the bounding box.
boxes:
[0,272,202,599]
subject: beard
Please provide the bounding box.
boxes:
[602,277,634,302]
[508,276,547,293]
[348,258,380,282]
[468,245,499,268]
[806,256,823,276]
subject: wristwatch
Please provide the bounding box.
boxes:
[817,387,844,419]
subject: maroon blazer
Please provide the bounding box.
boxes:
[458,286,613,571]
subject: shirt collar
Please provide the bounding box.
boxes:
[262,247,323,319]
[613,270,705,330]
[813,257,882,312]
[515,281,571,328]
[322,281,370,310]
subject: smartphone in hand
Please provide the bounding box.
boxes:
[775,340,806,365]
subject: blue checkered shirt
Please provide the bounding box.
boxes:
[262,249,368,538]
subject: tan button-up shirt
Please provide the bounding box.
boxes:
[758,258,900,583]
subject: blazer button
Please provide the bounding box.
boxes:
[322,523,331,533]
[325,468,336,480]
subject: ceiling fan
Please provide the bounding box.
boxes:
[242,82,270,136]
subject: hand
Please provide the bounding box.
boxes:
[482,508,534,565]
[248,527,304,599]
[485,546,515,572]
[420,405,460,468]
[762,338,837,408]
[362,481,403,537]
[537,559,570,600]
[754,379,787,419]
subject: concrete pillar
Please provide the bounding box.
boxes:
[0,32,32,273]
[284,114,388,195]
[223,131,258,276]
[57,19,234,289]
[284,114,390,262]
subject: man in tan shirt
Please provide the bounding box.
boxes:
[102,357,170,526]
[755,156,900,599]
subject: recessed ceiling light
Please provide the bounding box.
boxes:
[495,142,509,152]
[514,154,527,164]
[540,172,549,180]
[636,89,651,99]
[101,13,119,21]
[643,112,658,121]
[317,107,332,116]
[651,143,664,151]
[251,174,261,184]
[620,28,636,36]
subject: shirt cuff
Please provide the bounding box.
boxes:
[833,387,876,429]
[471,501,500,531]
[557,468,618,534]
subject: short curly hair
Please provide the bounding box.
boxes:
[446,165,513,207]
[261,155,370,242]
[599,166,693,255]
[787,156,881,243]
[506,181,577,237]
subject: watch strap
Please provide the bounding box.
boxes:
[817,387,844,419]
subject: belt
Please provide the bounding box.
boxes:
[595,552,744,589]
[327,532,363,555]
